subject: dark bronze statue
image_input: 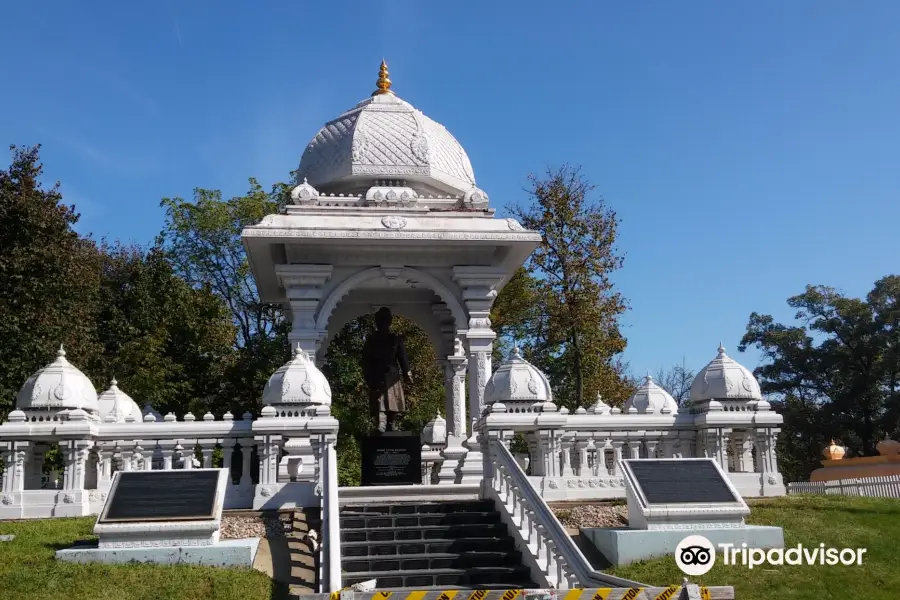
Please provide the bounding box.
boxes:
[362,307,413,432]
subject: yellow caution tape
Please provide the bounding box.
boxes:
[435,592,459,600]
[654,586,679,600]
[406,592,429,600]
[373,593,393,600]
[699,587,710,600]
[563,589,584,600]
[499,590,522,600]
[620,589,644,600]
[467,591,489,600]
[589,590,612,600]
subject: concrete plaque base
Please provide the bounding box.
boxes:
[583,524,784,566]
[55,537,261,568]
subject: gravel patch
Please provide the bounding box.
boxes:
[220,513,292,540]
[553,504,628,528]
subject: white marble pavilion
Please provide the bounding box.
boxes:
[0,62,784,529]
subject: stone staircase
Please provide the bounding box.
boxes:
[340,499,537,590]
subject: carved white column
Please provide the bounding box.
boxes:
[2,443,29,493]
[767,429,780,474]
[575,438,589,477]
[454,266,504,434]
[645,439,659,459]
[199,440,216,469]
[560,434,575,477]
[611,441,625,475]
[159,441,177,471]
[593,440,610,477]
[178,444,192,470]
[241,441,254,485]
[755,428,779,474]
[447,352,468,438]
[277,264,333,360]
[256,435,281,486]
[627,439,641,460]
[63,441,91,491]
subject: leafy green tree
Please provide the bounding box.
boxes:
[89,242,236,416]
[159,179,292,414]
[504,166,631,408]
[740,276,900,480]
[0,145,102,419]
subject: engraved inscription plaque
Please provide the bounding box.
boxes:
[98,470,221,523]
[361,433,422,486]
[627,459,739,505]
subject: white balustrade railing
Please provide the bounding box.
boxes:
[485,435,645,589]
[788,475,900,498]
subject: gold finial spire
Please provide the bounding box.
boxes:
[372,59,393,96]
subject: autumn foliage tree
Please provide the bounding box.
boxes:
[502,166,632,409]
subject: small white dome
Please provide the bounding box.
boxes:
[422,413,447,446]
[690,344,762,403]
[16,346,99,414]
[98,379,142,423]
[263,345,333,407]
[625,375,679,414]
[484,347,553,405]
[290,177,320,204]
[588,393,611,414]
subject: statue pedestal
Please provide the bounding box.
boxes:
[361,432,422,486]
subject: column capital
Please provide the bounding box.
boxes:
[275,264,333,291]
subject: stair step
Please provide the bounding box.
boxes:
[340,511,500,529]
[341,501,494,515]
[341,523,508,544]
[341,536,517,557]
[341,566,533,589]
[343,551,521,573]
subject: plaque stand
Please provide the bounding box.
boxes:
[361,432,422,486]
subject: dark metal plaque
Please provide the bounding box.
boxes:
[98,470,221,523]
[361,433,422,486]
[627,460,739,505]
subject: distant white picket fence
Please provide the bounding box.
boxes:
[788,474,900,498]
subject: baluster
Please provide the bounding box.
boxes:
[524,507,535,546]
[545,538,557,581]
[535,524,544,564]
[556,555,566,588]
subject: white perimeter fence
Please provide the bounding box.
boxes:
[788,474,900,498]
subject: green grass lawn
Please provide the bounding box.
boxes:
[0,517,285,600]
[610,495,900,600]
[1,496,898,600]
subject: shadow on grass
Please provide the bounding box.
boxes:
[43,539,96,552]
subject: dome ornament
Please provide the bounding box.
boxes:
[372,59,394,96]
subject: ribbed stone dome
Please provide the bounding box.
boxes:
[484,347,553,406]
[625,375,679,414]
[295,64,476,196]
[16,346,99,415]
[262,345,332,407]
[690,344,762,403]
[97,379,141,423]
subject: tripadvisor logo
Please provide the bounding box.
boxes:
[675,535,867,575]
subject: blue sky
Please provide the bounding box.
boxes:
[2,1,899,378]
